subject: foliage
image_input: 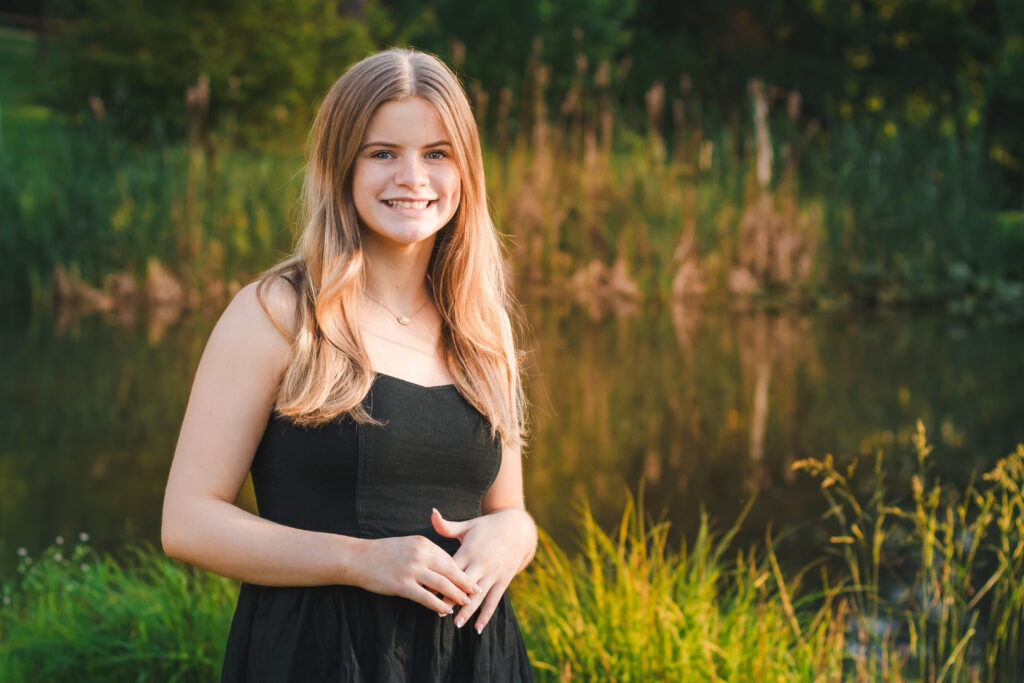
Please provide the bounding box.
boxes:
[0,112,301,300]
[0,536,237,682]
[373,0,1024,205]
[3,23,1023,309]
[20,0,1024,199]
[46,0,377,141]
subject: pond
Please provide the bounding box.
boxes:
[2,298,1022,577]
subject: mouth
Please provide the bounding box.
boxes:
[383,199,435,210]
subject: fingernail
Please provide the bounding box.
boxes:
[473,583,482,593]
[455,617,464,628]
[432,507,439,516]
[476,624,483,635]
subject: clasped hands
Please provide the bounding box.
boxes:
[351,507,536,633]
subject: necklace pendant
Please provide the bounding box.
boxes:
[397,316,412,325]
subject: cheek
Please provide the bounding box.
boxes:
[441,169,462,201]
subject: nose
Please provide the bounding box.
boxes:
[394,155,429,188]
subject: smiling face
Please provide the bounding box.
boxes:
[351,96,462,250]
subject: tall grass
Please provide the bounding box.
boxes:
[515,496,849,681]
[793,421,1024,681]
[3,425,1022,681]
[0,538,236,682]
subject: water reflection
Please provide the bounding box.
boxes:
[2,301,1022,576]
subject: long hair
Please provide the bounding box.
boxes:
[256,48,524,452]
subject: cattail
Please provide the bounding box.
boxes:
[87,95,105,121]
[449,39,466,69]
[470,81,488,130]
[787,91,801,121]
[748,79,772,189]
[575,53,588,76]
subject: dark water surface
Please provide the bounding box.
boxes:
[2,299,1022,576]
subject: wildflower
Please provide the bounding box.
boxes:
[16,547,27,557]
[81,563,89,572]
[78,532,90,543]
[2,596,9,605]
[884,121,898,137]
[54,553,63,562]
[55,536,64,545]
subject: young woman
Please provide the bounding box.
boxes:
[161,48,537,681]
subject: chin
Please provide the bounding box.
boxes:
[372,225,447,248]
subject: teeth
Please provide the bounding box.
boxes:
[386,200,430,209]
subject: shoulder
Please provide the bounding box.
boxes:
[251,273,302,341]
[207,275,300,375]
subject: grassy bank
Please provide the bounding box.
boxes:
[3,424,1022,681]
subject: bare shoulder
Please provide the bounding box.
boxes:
[209,276,299,378]
[251,274,302,340]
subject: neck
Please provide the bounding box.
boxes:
[361,231,435,309]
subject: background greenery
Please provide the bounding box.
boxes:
[2,0,1023,310]
[2,2,1024,680]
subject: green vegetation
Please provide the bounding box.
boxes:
[3,11,1022,311]
[3,3,1024,310]
[0,538,235,682]
[3,424,1023,681]
[4,71,1022,312]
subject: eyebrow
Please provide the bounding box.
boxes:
[360,140,453,151]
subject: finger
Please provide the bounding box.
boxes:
[473,579,509,633]
[417,570,471,607]
[431,508,472,540]
[408,583,457,617]
[429,551,481,598]
[454,579,492,629]
[441,562,480,610]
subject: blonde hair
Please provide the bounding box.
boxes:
[256,48,524,452]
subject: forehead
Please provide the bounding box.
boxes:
[363,96,449,144]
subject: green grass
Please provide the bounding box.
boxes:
[3,424,1022,681]
[0,539,236,682]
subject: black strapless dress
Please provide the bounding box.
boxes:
[220,374,534,682]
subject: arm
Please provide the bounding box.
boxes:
[432,440,538,632]
[161,280,476,613]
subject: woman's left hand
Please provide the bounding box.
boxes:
[431,507,536,633]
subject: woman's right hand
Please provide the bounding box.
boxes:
[349,535,480,616]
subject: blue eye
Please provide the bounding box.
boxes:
[371,150,394,160]
[425,150,448,160]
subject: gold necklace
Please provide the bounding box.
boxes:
[364,288,430,326]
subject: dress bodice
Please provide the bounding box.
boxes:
[249,373,502,552]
